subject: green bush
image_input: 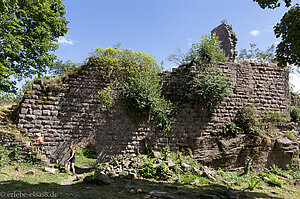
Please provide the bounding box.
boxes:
[290,106,300,123]
[262,109,286,124]
[98,87,113,110]
[140,161,156,179]
[90,45,171,132]
[247,174,261,191]
[184,34,232,114]
[238,104,259,129]
[223,122,242,135]
[285,131,297,140]
[186,33,228,65]
[188,68,232,114]
[139,161,168,180]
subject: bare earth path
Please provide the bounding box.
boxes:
[60,175,82,199]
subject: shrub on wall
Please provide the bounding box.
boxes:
[89,45,171,132]
[186,33,228,65]
[187,66,232,113]
[185,34,232,114]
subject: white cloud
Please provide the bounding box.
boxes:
[250,30,260,37]
[57,36,74,45]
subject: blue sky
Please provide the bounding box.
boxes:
[55,0,299,91]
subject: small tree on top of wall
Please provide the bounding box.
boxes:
[168,34,232,115]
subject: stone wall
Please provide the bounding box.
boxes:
[0,132,15,148]
[17,62,298,168]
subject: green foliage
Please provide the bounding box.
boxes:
[265,173,284,187]
[8,140,20,162]
[274,4,300,67]
[98,87,113,109]
[75,149,97,168]
[24,151,37,164]
[270,164,289,178]
[18,79,34,97]
[123,69,163,114]
[188,66,232,114]
[154,163,168,180]
[262,109,286,124]
[186,33,228,65]
[179,171,210,184]
[139,161,156,179]
[90,45,171,132]
[156,110,171,135]
[49,60,80,77]
[223,122,242,135]
[253,0,291,9]
[237,104,259,132]
[247,174,261,191]
[218,171,249,186]
[253,1,299,67]
[284,131,297,140]
[236,43,276,63]
[0,0,69,92]
[93,163,104,180]
[168,33,228,65]
[248,126,264,136]
[0,146,10,169]
[0,92,19,106]
[290,106,300,123]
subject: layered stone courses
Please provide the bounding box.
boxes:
[17,62,298,169]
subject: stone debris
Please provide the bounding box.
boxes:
[26,170,35,175]
[190,178,199,185]
[148,190,167,197]
[201,166,217,181]
[97,173,112,185]
[44,167,58,174]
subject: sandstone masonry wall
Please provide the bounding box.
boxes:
[17,62,297,168]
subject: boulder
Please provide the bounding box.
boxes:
[201,166,217,181]
[97,173,112,185]
[26,170,35,175]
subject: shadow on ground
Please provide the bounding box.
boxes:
[71,176,285,199]
[0,180,72,199]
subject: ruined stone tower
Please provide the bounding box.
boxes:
[211,23,238,61]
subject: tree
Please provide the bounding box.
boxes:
[237,43,276,63]
[274,4,300,67]
[168,33,228,66]
[49,60,80,77]
[253,1,299,67]
[0,0,69,92]
[253,0,291,9]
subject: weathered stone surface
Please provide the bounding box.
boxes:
[15,53,297,169]
[149,190,167,197]
[201,166,217,181]
[26,170,35,175]
[44,167,58,174]
[97,173,112,185]
[211,23,238,61]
